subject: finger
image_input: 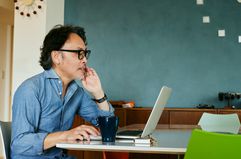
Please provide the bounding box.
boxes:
[75,127,98,141]
[77,125,100,136]
[66,134,84,143]
[93,126,101,135]
[89,68,98,77]
[85,67,93,76]
[69,138,80,144]
[84,140,91,144]
[71,134,84,141]
[76,134,85,141]
[78,130,90,141]
[84,127,100,136]
[85,125,100,135]
[96,128,101,135]
[86,67,97,77]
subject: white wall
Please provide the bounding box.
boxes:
[12,0,65,96]
[46,0,65,33]
[12,7,46,94]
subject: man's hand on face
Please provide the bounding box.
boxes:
[81,67,104,98]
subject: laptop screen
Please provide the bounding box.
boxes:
[116,86,172,139]
[141,86,172,138]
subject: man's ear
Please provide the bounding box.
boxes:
[51,51,61,65]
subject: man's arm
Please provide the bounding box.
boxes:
[92,90,110,111]
[43,125,100,150]
[82,67,111,111]
[11,83,47,155]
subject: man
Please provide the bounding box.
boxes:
[11,25,114,159]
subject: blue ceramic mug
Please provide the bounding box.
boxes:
[98,116,119,143]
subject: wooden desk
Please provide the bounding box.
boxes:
[57,124,196,156]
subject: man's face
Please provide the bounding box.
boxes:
[57,33,88,80]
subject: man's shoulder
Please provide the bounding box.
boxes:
[24,71,45,84]
[24,69,56,83]
[17,71,45,92]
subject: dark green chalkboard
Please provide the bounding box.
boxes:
[65,0,241,108]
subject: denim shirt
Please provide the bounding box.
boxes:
[11,69,114,159]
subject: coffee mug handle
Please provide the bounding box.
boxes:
[115,117,119,130]
[96,117,100,127]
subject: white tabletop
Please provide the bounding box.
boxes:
[56,125,193,154]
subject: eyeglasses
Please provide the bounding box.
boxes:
[58,49,91,60]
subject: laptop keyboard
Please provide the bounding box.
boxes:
[117,130,143,136]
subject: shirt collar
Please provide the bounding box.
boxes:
[44,68,79,90]
[44,68,60,79]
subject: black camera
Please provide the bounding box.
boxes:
[218,92,241,108]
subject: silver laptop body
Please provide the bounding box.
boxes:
[116,86,172,139]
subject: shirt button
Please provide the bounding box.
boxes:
[59,92,62,95]
[58,80,61,84]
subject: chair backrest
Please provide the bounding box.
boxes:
[198,112,240,134]
[0,121,11,159]
[184,129,241,159]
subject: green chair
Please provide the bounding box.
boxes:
[184,129,241,159]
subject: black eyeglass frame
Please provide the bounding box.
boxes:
[58,49,91,60]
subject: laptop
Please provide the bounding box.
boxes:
[116,86,172,139]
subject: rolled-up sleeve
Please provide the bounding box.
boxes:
[11,82,48,156]
[78,91,114,126]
